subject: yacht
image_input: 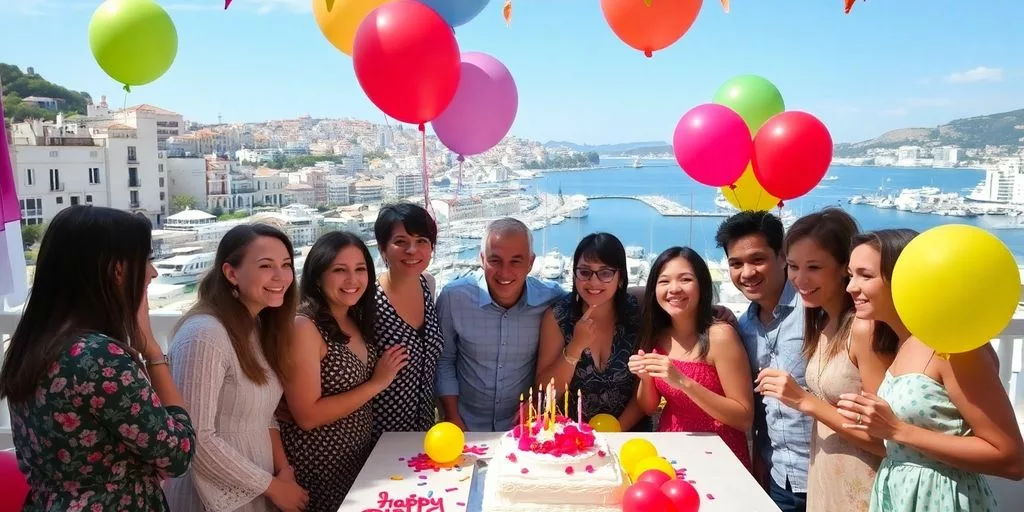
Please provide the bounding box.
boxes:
[823,173,839,181]
[624,246,651,286]
[630,156,644,168]
[154,247,215,285]
[539,250,566,281]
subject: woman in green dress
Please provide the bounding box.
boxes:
[838,229,1024,512]
[0,206,196,511]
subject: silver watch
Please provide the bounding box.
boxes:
[146,354,171,367]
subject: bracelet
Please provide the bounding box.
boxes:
[562,347,580,366]
[145,354,171,368]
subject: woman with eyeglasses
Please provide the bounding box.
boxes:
[535,233,651,432]
[628,247,754,468]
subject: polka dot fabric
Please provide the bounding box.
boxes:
[869,372,997,512]
[371,275,445,439]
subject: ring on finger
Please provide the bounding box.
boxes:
[856,413,863,424]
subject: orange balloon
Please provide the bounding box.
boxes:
[600,0,703,57]
[313,0,391,56]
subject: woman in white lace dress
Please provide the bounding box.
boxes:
[165,224,309,512]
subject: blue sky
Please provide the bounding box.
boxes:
[1,0,1022,145]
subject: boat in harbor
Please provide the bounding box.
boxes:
[630,156,644,168]
[154,247,215,285]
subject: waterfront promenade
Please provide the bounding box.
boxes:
[588,194,729,217]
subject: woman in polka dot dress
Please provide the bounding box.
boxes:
[839,230,1024,512]
[280,232,409,511]
[371,203,445,439]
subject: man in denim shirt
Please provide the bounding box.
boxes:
[716,211,811,512]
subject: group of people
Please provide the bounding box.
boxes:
[1,201,1022,512]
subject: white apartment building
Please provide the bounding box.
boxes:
[87,99,184,151]
[166,157,208,210]
[352,179,384,203]
[253,168,289,207]
[385,172,424,198]
[971,157,1024,204]
[933,146,960,167]
[897,146,921,166]
[326,175,352,206]
[9,115,169,226]
[285,183,315,206]
[430,194,521,223]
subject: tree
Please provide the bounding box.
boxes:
[21,223,44,248]
[171,195,197,212]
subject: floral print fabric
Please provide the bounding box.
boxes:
[9,332,196,511]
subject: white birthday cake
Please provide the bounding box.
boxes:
[481,409,628,511]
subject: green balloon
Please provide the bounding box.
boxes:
[89,0,178,89]
[712,75,785,135]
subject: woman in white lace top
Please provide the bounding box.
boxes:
[165,224,309,511]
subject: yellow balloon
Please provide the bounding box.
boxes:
[313,0,391,56]
[588,413,622,433]
[424,421,465,463]
[720,165,780,212]
[629,455,676,483]
[891,224,1019,354]
[619,438,658,476]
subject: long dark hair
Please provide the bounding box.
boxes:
[638,247,715,360]
[178,223,297,384]
[299,231,377,347]
[569,232,633,324]
[851,229,919,354]
[0,206,152,403]
[783,207,861,362]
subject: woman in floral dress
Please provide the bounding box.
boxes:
[0,206,196,511]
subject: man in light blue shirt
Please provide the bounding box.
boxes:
[715,211,811,512]
[435,218,564,432]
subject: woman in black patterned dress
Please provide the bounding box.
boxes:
[371,203,445,439]
[535,232,652,432]
[279,231,409,511]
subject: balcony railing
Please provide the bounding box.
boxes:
[2,308,1023,501]
[128,178,142,187]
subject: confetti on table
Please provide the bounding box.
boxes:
[707,493,716,500]
[419,475,428,480]
[389,475,404,480]
[417,481,427,487]
[445,487,458,493]
[456,502,466,507]
[704,450,713,454]
[687,479,697,485]
[398,457,406,461]
[428,490,434,498]
[459,475,471,482]
[463,444,488,456]
[407,452,464,472]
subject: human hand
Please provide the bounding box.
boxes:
[837,391,906,440]
[712,304,738,325]
[641,353,687,389]
[371,345,410,389]
[266,476,309,512]
[755,368,810,412]
[568,305,596,357]
[628,350,648,376]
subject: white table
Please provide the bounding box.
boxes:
[342,431,780,511]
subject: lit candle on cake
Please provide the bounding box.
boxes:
[563,383,568,418]
[519,393,525,431]
[536,388,542,428]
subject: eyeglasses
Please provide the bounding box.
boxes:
[574,267,617,283]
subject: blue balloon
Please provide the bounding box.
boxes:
[419,0,490,28]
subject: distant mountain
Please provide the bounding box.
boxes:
[1,63,92,122]
[835,107,1024,157]
[544,140,668,154]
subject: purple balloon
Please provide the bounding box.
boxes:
[673,103,752,187]
[431,52,518,157]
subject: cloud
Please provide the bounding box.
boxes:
[878,97,952,117]
[944,66,1003,83]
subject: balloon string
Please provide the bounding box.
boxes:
[122,91,129,125]
[454,156,465,206]
[419,124,434,219]
[728,185,743,211]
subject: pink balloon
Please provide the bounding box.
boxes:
[662,479,701,512]
[431,51,518,157]
[672,103,752,187]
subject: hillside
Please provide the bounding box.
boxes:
[835,107,1024,157]
[1,63,92,122]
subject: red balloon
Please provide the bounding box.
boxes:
[662,479,701,512]
[352,0,461,126]
[0,451,29,511]
[636,468,673,487]
[751,110,833,200]
[622,481,674,512]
